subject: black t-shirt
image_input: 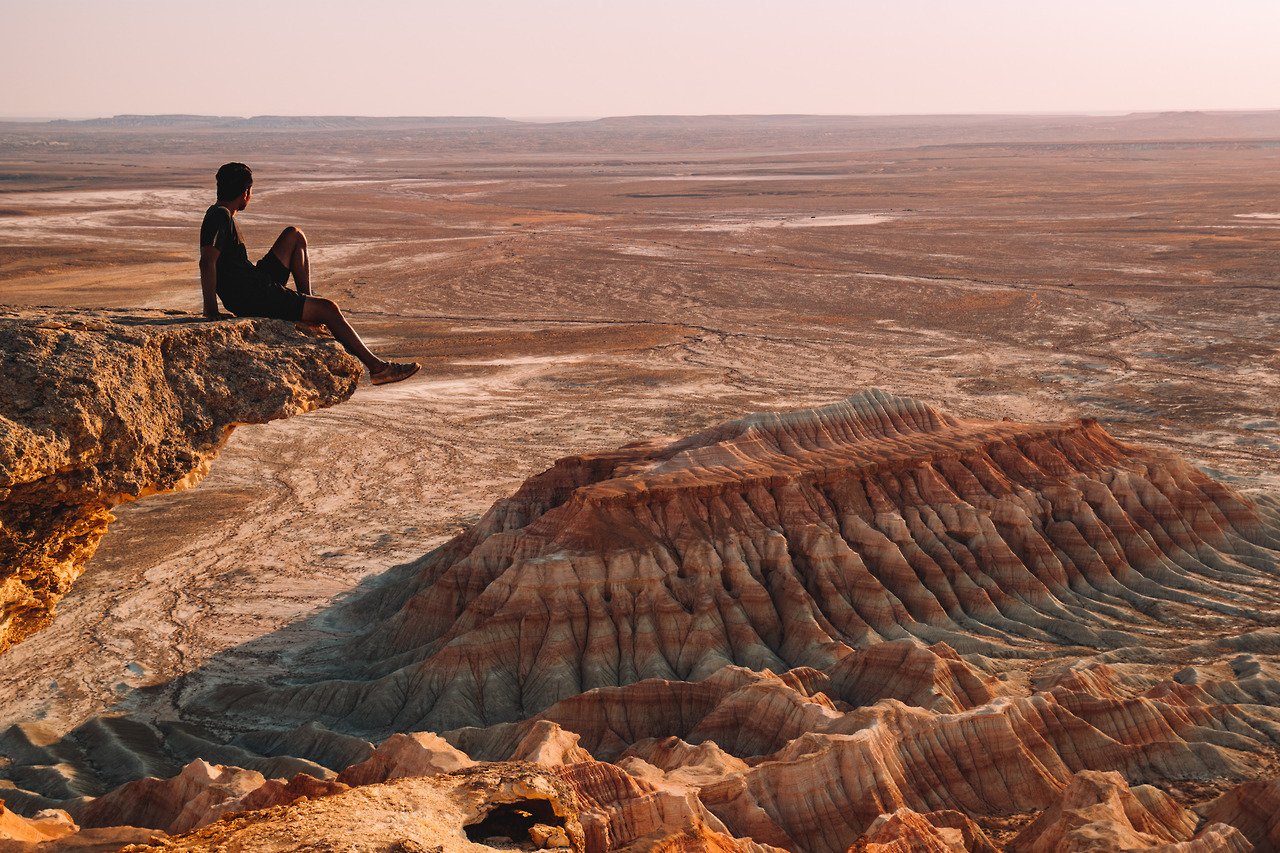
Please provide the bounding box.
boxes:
[199,204,256,283]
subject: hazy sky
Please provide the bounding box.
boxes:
[4,0,1278,118]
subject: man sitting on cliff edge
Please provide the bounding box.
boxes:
[199,162,419,385]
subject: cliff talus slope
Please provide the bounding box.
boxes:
[0,307,361,652]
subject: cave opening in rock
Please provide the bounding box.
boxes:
[463,798,563,844]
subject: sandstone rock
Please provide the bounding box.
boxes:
[337,731,474,786]
[9,392,1280,853]
[531,822,573,848]
[0,801,76,843]
[235,772,349,813]
[1009,770,1250,852]
[826,640,997,713]
[508,721,592,766]
[849,808,996,852]
[107,762,585,852]
[207,391,1280,736]
[0,307,361,651]
[619,737,749,788]
[556,759,782,852]
[1198,777,1280,850]
[74,759,265,834]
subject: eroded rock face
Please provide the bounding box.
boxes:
[849,808,996,853]
[1008,770,1249,852]
[337,731,474,786]
[0,307,361,651]
[1199,777,1280,850]
[73,759,265,834]
[6,391,1280,851]
[209,390,1280,736]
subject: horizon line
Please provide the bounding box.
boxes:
[4,107,1280,124]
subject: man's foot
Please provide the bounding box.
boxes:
[370,361,421,385]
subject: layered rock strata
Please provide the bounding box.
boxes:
[0,307,361,651]
[212,390,1280,736]
[4,391,1280,851]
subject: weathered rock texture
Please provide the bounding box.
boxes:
[209,390,1280,735]
[1008,770,1249,852]
[849,808,997,853]
[1199,777,1280,850]
[5,391,1280,851]
[0,307,361,652]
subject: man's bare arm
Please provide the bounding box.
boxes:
[199,245,224,319]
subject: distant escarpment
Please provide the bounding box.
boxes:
[0,307,361,652]
[214,389,1280,735]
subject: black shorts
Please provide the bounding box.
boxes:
[217,252,307,321]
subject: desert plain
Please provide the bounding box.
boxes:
[1,113,1280,850]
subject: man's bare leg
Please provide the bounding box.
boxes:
[301,296,384,371]
[270,226,311,295]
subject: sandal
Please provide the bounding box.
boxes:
[370,361,421,385]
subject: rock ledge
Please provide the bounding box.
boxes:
[0,306,362,652]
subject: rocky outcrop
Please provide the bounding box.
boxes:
[0,307,361,651]
[5,391,1280,851]
[1199,777,1280,850]
[557,759,782,852]
[337,731,474,786]
[117,763,589,853]
[1008,771,1249,852]
[208,390,1280,736]
[0,802,76,845]
[73,759,265,834]
[848,808,996,852]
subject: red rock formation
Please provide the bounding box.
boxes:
[825,640,998,713]
[336,731,474,786]
[509,721,593,766]
[1009,770,1249,852]
[848,808,996,852]
[557,759,782,852]
[8,392,1280,852]
[1199,777,1280,850]
[74,759,264,834]
[697,686,1270,853]
[210,391,1280,736]
[0,800,76,844]
[235,773,349,813]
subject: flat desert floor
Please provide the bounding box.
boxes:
[1,115,1277,740]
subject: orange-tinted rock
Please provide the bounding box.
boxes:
[1009,770,1249,852]
[849,808,996,853]
[556,759,782,852]
[209,391,1280,737]
[74,759,264,834]
[508,721,592,766]
[620,737,749,788]
[0,801,76,843]
[1198,777,1280,850]
[0,309,361,652]
[698,691,1262,853]
[235,773,349,813]
[826,640,998,713]
[336,731,474,786]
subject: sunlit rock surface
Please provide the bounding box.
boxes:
[0,307,361,651]
[4,391,1280,851]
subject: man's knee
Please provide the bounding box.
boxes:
[282,225,306,247]
[303,295,338,322]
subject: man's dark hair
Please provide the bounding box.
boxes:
[215,162,253,201]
